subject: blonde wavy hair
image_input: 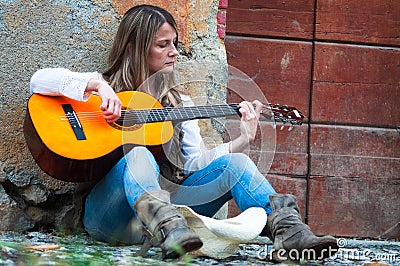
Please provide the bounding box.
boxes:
[103,5,181,107]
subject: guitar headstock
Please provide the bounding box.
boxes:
[261,104,304,131]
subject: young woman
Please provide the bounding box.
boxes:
[30,4,337,261]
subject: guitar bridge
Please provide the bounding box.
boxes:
[62,104,86,140]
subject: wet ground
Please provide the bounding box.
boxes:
[0,231,399,265]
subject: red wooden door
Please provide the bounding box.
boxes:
[225,0,400,239]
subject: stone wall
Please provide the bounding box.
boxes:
[0,0,227,231]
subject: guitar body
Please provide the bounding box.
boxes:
[24,91,174,182]
[24,90,304,183]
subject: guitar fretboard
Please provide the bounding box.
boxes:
[118,104,240,125]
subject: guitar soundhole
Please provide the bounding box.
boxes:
[108,107,143,131]
[109,121,143,131]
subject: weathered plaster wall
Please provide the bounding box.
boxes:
[0,0,227,231]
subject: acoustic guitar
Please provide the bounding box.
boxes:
[23,91,304,182]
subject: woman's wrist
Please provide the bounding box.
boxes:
[229,135,250,153]
[85,78,104,93]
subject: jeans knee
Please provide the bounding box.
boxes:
[126,147,159,169]
[219,153,256,174]
[126,146,152,159]
[123,146,160,189]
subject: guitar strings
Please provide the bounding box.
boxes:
[59,104,298,125]
[60,104,241,124]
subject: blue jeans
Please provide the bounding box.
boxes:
[83,146,276,244]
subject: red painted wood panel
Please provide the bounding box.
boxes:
[226,0,400,239]
[226,0,315,39]
[226,36,312,120]
[310,125,400,179]
[269,124,308,176]
[308,176,400,239]
[228,174,307,220]
[316,0,400,46]
[224,119,308,176]
[223,120,277,175]
[312,43,400,127]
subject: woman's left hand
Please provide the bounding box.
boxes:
[229,100,262,153]
[238,100,263,142]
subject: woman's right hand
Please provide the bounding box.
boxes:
[86,79,122,122]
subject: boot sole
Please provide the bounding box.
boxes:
[163,237,203,259]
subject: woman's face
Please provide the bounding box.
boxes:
[148,22,178,75]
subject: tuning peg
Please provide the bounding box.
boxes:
[288,124,294,131]
[280,123,286,131]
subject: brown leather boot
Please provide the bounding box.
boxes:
[133,189,203,259]
[262,194,338,262]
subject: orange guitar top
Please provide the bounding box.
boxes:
[27,91,174,160]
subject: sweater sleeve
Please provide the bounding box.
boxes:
[179,95,230,174]
[30,68,102,101]
[181,120,230,173]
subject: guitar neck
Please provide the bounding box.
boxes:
[121,104,241,125]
